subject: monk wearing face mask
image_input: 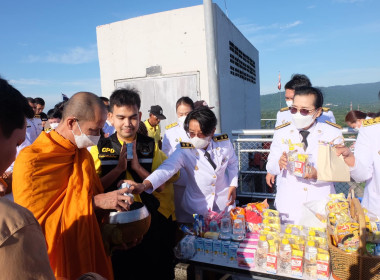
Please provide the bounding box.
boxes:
[13,92,135,280]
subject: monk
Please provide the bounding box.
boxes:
[13,92,134,280]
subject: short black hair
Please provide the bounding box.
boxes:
[294,86,323,109]
[176,96,194,110]
[35,97,45,106]
[100,96,109,102]
[0,77,34,138]
[184,107,217,136]
[110,88,141,112]
[26,97,35,104]
[47,108,62,119]
[285,74,312,90]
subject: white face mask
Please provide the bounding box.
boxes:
[286,100,293,107]
[190,136,211,149]
[291,112,316,129]
[178,116,186,127]
[50,122,59,129]
[71,121,100,149]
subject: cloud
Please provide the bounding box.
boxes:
[25,44,98,64]
[235,19,302,35]
[9,78,50,86]
[333,0,364,3]
[280,20,302,30]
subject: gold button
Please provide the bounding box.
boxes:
[211,184,215,186]
[212,192,215,195]
[213,175,216,178]
[304,187,308,191]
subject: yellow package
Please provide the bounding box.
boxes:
[328,193,346,201]
[263,217,280,225]
[263,223,281,233]
[326,201,349,214]
[263,209,280,217]
[336,223,360,252]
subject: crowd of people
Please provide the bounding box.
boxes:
[0,73,379,280]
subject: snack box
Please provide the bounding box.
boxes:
[237,247,257,268]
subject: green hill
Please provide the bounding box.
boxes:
[261,81,380,127]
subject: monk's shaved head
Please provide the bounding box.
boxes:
[62,92,106,121]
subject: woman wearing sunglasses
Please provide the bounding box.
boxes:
[266,86,344,224]
[126,107,239,222]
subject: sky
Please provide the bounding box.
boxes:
[1,0,379,111]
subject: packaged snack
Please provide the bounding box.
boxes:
[336,223,360,252]
[193,214,205,236]
[230,207,246,221]
[366,242,376,255]
[279,239,292,275]
[316,253,330,280]
[263,217,281,225]
[263,223,281,233]
[326,201,349,214]
[237,247,257,268]
[263,209,280,218]
[204,231,220,240]
[266,239,278,274]
[293,153,309,178]
[291,248,303,278]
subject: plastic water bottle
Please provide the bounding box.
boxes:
[256,235,269,271]
[220,214,232,240]
[304,240,317,279]
[279,238,292,275]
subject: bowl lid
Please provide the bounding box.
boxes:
[108,204,150,224]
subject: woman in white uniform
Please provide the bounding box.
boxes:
[162,97,194,222]
[266,86,343,224]
[337,115,380,217]
[127,107,239,219]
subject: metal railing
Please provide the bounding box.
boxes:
[232,127,360,200]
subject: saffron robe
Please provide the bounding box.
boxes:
[13,131,113,280]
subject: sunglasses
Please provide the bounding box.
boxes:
[290,106,316,116]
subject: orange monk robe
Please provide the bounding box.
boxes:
[13,130,113,280]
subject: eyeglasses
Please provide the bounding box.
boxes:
[187,131,205,138]
[290,106,316,116]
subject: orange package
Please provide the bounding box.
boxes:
[230,207,246,221]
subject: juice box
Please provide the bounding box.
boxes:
[195,238,204,255]
[237,247,256,268]
[228,243,239,263]
[213,240,222,257]
[221,241,231,258]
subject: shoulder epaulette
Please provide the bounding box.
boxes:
[275,122,290,130]
[166,122,178,130]
[180,142,194,149]
[363,116,380,127]
[322,107,330,112]
[325,121,342,129]
[213,134,229,142]
[280,107,289,112]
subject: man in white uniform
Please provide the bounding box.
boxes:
[275,74,336,126]
[162,97,194,222]
[267,86,343,224]
[127,107,239,220]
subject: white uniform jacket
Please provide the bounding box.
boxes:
[275,108,336,127]
[350,117,380,217]
[161,121,191,222]
[162,122,189,157]
[266,121,343,224]
[146,134,239,217]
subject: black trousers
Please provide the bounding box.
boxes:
[111,211,177,280]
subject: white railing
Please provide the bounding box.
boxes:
[232,128,359,200]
